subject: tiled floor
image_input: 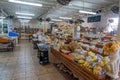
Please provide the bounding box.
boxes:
[0,40,65,80]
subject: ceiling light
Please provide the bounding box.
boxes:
[16,12,34,16]
[59,17,72,20]
[17,16,32,19]
[51,19,62,22]
[49,21,54,23]
[19,19,30,22]
[79,10,96,15]
[0,17,5,19]
[9,0,42,7]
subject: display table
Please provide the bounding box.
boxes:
[0,37,14,51]
[51,48,107,80]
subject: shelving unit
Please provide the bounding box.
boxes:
[54,64,77,80]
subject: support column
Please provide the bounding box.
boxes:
[117,0,120,41]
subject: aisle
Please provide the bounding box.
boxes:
[0,40,65,80]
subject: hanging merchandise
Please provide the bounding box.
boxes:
[74,19,85,40]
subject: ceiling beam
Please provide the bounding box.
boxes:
[64,5,98,11]
[73,0,114,5]
[41,4,63,18]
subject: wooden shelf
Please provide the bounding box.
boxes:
[81,45,108,56]
[78,40,103,48]
[54,64,77,80]
[77,40,107,56]
[51,48,106,80]
[84,36,98,40]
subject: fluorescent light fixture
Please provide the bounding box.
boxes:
[19,19,30,22]
[17,16,32,19]
[9,0,42,7]
[79,10,96,15]
[51,19,62,21]
[0,17,5,19]
[16,12,34,16]
[49,21,54,23]
[59,17,72,20]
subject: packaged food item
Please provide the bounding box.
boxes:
[93,66,102,75]
[61,44,70,51]
[83,61,91,68]
[61,41,79,53]
[69,41,79,52]
[88,51,95,57]
[78,60,85,64]
[104,64,111,72]
[102,57,110,64]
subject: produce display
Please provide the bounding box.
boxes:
[103,41,120,79]
[51,22,119,79]
[54,22,73,39]
[53,38,65,51]
[78,42,104,54]
[103,41,120,55]
[52,38,116,76]
[71,50,110,75]
[60,41,79,53]
[45,35,52,43]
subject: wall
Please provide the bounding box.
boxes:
[12,19,42,29]
[82,18,94,27]
[82,5,119,32]
[28,19,41,28]
[12,19,21,28]
[116,0,120,41]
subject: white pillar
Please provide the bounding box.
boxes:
[117,1,120,41]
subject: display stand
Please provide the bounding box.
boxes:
[51,48,107,80]
[0,37,14,51]
[54,64,76,80]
